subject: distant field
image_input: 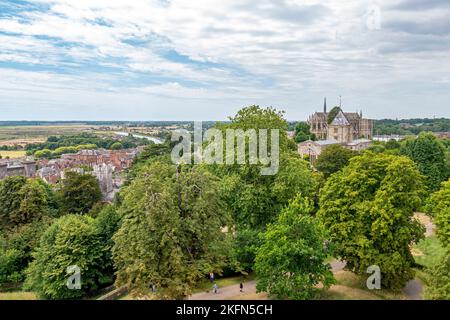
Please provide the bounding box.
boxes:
[0,150,26,158]
[0,125,101,142]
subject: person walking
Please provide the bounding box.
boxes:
[239,282,243,293]
[209,272,214,283]
[213,282,218,294]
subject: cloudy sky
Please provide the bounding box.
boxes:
[0,0,449,121]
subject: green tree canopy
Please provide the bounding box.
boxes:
[112,162,232,299]
[315,144,355,178]
[57,171,102,214]
[424,251,450,300]
[109,142,123,150]
[294,122,316,143]
[25,215,106,299]
[400,132,449,192]
[0,177,54,232]
[212,106,319,230]
[327,106,341,124]
[318,153,426,290]
[255,195,335,299]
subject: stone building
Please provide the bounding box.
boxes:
[0,160,36,180]
[298,99,373,161]
[308,98,373,143]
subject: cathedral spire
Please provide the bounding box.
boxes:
[324,97,327,113]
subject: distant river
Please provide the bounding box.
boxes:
[114,132,163,144]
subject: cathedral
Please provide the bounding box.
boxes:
[308,98,373,143]
[298,98,374,161]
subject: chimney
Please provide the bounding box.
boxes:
[324,97,327,113]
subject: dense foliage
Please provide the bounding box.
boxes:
[315,144,355,178]
[294,122,316,143]
[400,132,449,192]
[25,214,110,299]
[26,133,150,157]
[318,153,425,290]
[57,171,102,215]
[255,195,335,299]
[374,118,450,135]
[112,162,232,299]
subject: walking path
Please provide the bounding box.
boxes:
[189,260,348,300]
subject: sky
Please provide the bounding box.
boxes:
[0,0,449,121]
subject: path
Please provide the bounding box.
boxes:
[189,260,348,300]
[403,279,424,300]
[189,280,259,300]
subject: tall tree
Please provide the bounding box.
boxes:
[400,132,449,192]
[25,215,106,299]
[57,171,102,214]
[315,144,355,178]
[112,162,232,299]
[212,106,318,230]
[255,195,335,299]
[318,153,425,290]
[294,122,316,143]
[0,177,54,232]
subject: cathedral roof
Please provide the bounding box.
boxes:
[330,110,350,126]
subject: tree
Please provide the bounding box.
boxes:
[92,205,122,284]
[110,142,123,150]
[315,144,355,178]
[400,132,449,192]
[212,106,318,230]
[0,177,53,232]
[231,228,262,273]
[25,215,106,299]
[426,179,450,217]
[424,252,450,300]
[112,162,232,299]
[327,106,340,124]
[255,195,335,299]
[318,153,426,290]
[57,171,102,214]
[294,122,316,143]
[0,176,28,231]
[385,139,401,150]
[0,218,52,285]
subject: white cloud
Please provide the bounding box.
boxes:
[0,0,449,119]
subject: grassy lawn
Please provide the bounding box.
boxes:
[0,292,37,300]
[413,236,446,269]
[0,150,26,158]
[319,271,407,300]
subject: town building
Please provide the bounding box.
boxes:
[0,159,36,180]
[298,99,373,161]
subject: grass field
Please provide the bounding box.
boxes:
[319,271,407,300]
[413,236,446,268]
[0,150,26,158]
[0,125,100,143]
[0,292,37,300]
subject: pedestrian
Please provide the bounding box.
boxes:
[209,272,214,283]
[239,282,243,292]
[213,282,218,294]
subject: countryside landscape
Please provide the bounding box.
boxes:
[0,0,449,312]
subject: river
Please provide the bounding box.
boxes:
[114,132,163,144]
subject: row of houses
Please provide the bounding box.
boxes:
[0,147,143,200]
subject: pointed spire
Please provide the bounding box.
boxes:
[324,97,327,113]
